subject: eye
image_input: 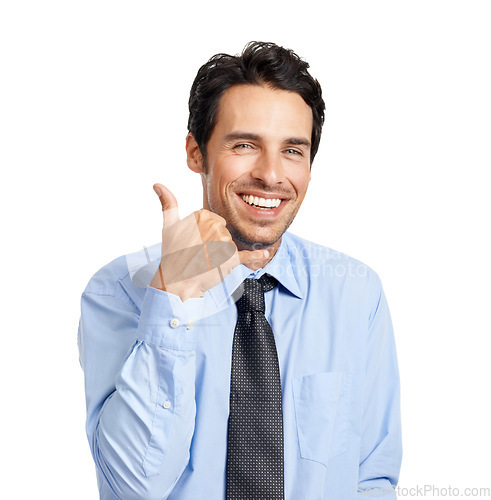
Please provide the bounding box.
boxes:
[285,148,302,155]
[232,143,256,154]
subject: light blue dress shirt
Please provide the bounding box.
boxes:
[78,232,402,500]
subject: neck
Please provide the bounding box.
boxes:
[235,238,281,271]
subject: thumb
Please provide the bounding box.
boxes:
[238,248,270,267]
[153,183,180,227]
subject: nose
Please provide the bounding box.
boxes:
[250,150,284,186]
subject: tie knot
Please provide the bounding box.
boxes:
[235,274,278,314]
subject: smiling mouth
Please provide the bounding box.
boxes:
[240,194,282,210]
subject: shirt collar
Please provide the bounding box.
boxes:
[247,234,304,300]
[192,233,304,312]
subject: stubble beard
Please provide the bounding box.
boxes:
[210,191,300,252]
[202,164,300,251]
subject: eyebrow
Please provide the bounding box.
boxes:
[224,132,262,143]
[286,137,311,148]
[224,132,311,149]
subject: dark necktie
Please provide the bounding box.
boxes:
[226,274,284,499]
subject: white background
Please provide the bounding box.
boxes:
[1,1,490,498]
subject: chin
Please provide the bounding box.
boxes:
[229,227,283,251]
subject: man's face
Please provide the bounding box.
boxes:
[189,84,313,253]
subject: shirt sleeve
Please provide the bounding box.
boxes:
[79,284,200,500]
[357,275,403,499]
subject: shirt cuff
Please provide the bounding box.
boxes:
[137,286,201,350]
[137,264,251,350]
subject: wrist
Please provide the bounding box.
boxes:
[150,267,167,292]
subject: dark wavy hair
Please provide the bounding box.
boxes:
[188,41,325,165]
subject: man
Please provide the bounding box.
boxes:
[79,42,402,499]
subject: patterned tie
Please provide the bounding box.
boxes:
[226,274,284,499]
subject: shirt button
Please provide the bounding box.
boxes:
[187,321,194,330]
[163,401,171,409]
[169,318,180,328]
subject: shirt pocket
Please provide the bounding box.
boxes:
[292,371,352,467]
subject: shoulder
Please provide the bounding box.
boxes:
[83,255,131,296]
[282,232,382,295]
[82,243,161,309]
[283,232,377,275]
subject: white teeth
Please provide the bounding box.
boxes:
[241,194,281,208]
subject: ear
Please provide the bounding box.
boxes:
[186,133,205,173]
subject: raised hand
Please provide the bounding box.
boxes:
[150,183,269,301]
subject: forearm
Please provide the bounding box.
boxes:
[358,276,402,496]
[81,286,198,500]
[93,340,196,499]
